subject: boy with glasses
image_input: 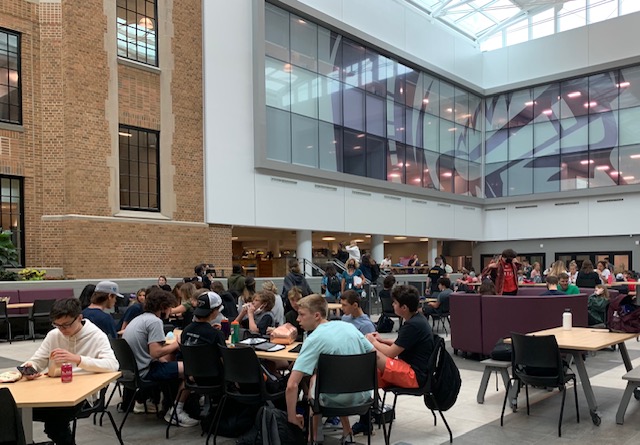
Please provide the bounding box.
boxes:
[20,298,119,445]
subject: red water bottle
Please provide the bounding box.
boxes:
[61,363,73,383]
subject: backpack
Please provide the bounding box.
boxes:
[607,294,640,333]
[423,334,461,412]
[326,274,341,296]
[376,313,394,333]
[237,404,306,445]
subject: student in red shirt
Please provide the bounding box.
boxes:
[481,249,521,295]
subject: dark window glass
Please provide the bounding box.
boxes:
[508,90,533,128]
[364,50,386,97]
[405,69,420,109]
[423,150,439,190]
[291,114,318,168]
[422,74,440,116]
[367,135,386,181]
[507,160,533,196]
[454,159,469,195]
[588,72,618,114]
[119,125,160,211]
[319,122,342,172]
[365,93,385,137]
[341,39,366,88]
[454,87,469,126]
[590,147,620,188]
[533,84,559,123]
[485,94,508,131]
[405,146,424,187]
[468,162,482,197]
[386,141,404,183]
[343,129,366,177]
[116,0,158,66]
[617,66,640,110]
[560,152,590,191]
[343,86,364,131]
[290,14,317,71]
[439,155,455,193]
[485,162,508,198]
[318,27,341,78]
[0,175,24,266]
[618,145,640,186]
[0,29,21,124]
[405,108,423,148]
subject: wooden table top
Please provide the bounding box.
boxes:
[0,371,121,408]
[526,327,638,351]
[327,303,342,311]
[6,302,34,309]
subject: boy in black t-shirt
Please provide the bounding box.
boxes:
[366,285,434,389]
[181,292,226,347]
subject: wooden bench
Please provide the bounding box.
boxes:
[477,358,511,405]
[616,366,640,424]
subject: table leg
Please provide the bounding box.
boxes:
[618,342,633,372]
[20,407,33,444]
[569,351,602,425]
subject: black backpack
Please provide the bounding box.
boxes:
[326,274,341,295]
[376,313,394,333]
[423,334,461,412]
[237,404,306,445]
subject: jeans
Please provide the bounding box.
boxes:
[33,404,83,445]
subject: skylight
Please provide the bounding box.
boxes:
[404,0,640,51]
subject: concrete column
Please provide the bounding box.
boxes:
[371,234,385,264]
[297,230,313,276]
[268,238,280,258]
[427,238,439,266]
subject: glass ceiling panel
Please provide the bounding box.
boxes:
[406,0,633,49]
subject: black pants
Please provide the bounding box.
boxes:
[503,290,518,296]
[33,404,83,445]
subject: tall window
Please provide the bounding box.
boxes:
[0,29,21,124]
[0,175,24,266]
[116,0,158,66]
[119,126,160,211]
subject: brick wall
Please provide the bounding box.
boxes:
[0,0,232,278]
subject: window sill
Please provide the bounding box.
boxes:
[0,122,24,132]
[117,57,161,74]
[115,210,170,220]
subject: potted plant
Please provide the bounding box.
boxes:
[0,229,20,281]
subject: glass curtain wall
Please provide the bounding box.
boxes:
[264,4,483,197]
[485,65,640,197]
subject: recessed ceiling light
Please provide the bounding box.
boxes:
[567,91,581,98]
[419,238,429,242]
[630,154,640,159]
[321,236,336,241]
[617,81,630,88]
[353,239,365,243]
[231,236,238,241]
[394,236,407,240]
[623,176,635,181]
[365,235,371,238]
[596,165,610,170]
[383,240,389,244]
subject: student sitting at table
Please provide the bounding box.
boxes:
[357,285,434,435]
[20,298,119,445]
[286,294,374,444]
[117,287,147,334]
[422,277,452,319]
[285,287,304,341]
[557,272,580,294]
[340,290,376,335]
[122,288,200,427]
[588,284,610,326]
[235,290,276,336]
[82,280,124,339]
[540,275,566,295]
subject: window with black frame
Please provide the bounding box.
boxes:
[0,28,21,124]
[119,126,159,211]
[116,0,158,66]
[0,175,24,266]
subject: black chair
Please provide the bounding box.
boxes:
[27,299,57,341]
[166,343,224,440]
[500,332,579,437]
[380,295,403,330]
[108,338,163,442]
[72,386,122,445]
[214,345,285,445]
[381,335,454,444]
[431,311,451,335]
[0,301,12,343]
[310,352,378,445]
[0,387,26,445]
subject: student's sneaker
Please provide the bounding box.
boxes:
[164,407,199,427]
[133,400,158,414]
[351,421,373,436]
[323,416,341,429]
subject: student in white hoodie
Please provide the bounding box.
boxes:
[21,298,119,445]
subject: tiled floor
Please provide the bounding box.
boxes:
[2,331,640,445]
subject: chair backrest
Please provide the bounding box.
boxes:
[182,343,223,380]
[511,332,564,383]
[218,344,263,386]
[109,338,140,382]
[316,351,377,395]
[0,300,7,318]
[0,387,26,445]
[380,295,394,314]
[30,299,56,317]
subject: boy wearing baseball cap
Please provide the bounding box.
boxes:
[181,291,226,347]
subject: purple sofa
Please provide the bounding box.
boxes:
[449,287,611,356]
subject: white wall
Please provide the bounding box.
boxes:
[483,11,640,92]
